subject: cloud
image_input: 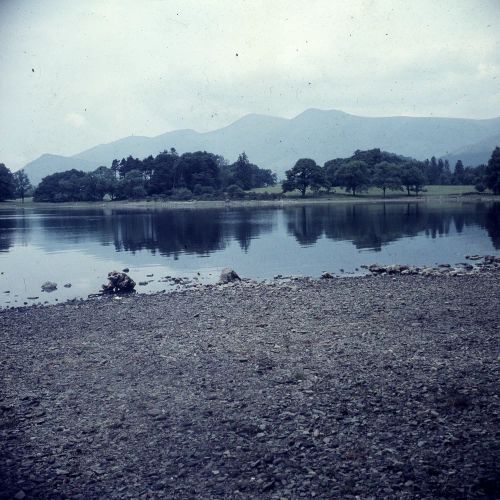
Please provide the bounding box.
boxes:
[0,0,499,168]
[64,113,87,128]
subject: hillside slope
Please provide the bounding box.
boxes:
[23,109,500,183]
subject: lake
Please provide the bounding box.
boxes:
[0,200,499,307]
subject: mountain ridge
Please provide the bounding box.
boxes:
[22,109,500,184]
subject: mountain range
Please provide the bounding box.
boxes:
[22,108,500,184]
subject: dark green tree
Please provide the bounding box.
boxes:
[232,152,253,190]
[116,170,146,199]
[0,163,15,201]
[174,151,221,191]
[323,158,345,192]
[13,169,32,202]
[334,160,370,196]
[33,169,87,202]
[442,159,452,185]
[372,162,403,197]
[485,146,500,194]
[89,166,118,199]
[401,163,426,196]
[454,160,465,185]
[148,150,178,194]
[282,158,325,197]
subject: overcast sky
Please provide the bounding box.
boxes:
[1,0,499,169]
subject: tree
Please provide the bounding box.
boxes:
[88,166,118,200]
[232,152,253,190]
[485,146,500,195]
[173,151,221,191]
[401,163,426,196]
[323,158,345,192]
[13,169,32,202]
[454,160,465,185]
[148,150,177,194]
[427,156,440,184]
[33,169,87,202]
[372,162,403,197]
[334,160,370,196]
[442,159,452,185]
[116,170,146,199]
[0,163,15,201]
[223,153,276,190]
[282,158,325,197]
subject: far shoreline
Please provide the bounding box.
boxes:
[0,193,497,211]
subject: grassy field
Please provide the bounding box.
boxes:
[250,184,482,198]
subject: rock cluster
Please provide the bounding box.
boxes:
[366,255,500,277]
[101,271,136,293]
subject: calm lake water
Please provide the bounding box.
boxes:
[0,201,499,307]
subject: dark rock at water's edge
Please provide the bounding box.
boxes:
[101,271,136,293]
[219,268,241,284]
[41,281,57,292]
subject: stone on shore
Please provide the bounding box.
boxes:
[219,268,241,284]
[41,281,57,292]
[102,271,136,293]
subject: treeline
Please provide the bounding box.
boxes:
[33,150,276,202]
[282,147,500,197]
[1,145,499,203]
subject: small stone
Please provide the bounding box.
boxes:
[122,268,130,272]
[64,283,72,288]
[14,491,26,500]
[320,272,333,279]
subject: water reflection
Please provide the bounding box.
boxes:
[32,208,276,257]
[284,202,500,251]
[0,202,498,257]
[485,203,500,249]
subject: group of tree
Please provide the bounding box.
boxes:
[0,164,32,202]
[282,147,500,197]
[33,150,277,202]
[1,145,500,203]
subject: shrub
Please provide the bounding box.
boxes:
[170,188,193,200]
[226,184,245,199]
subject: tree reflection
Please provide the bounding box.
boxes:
[13,201,500,256]
[284,202,500,251]
[485,203,500,249]
[0,213,16,252]
[35,207,275,256]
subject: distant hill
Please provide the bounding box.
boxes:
[23,109,500,184]
[442,134,500,168]
[23,154,100,185]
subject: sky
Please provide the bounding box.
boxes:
[0,0,499,169]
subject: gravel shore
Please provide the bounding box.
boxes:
[1,274,499,499]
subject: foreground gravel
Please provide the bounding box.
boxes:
[1,274,499,499]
